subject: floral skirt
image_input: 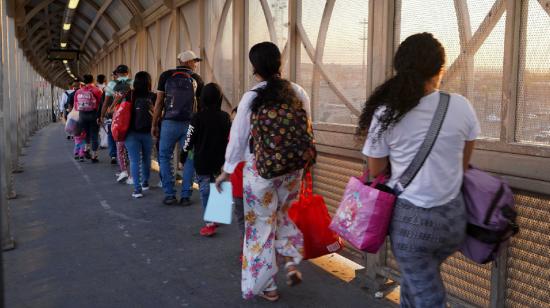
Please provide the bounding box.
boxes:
[241,157,304,299]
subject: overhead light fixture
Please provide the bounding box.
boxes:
[60,42,67,48]
[63,60,68,64]
[68,0,80,9]
[63,23,71,30]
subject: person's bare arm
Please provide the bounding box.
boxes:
[151,91,165,138]
[367,156,390,178]
[463,140,475,172]
[99,95,112,124]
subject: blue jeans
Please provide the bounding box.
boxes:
[197,174,214,210]
[159,120,195,198]
[107,122,117,158]
[79,111,99,151]
[125,132,153,193]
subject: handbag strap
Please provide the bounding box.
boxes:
[397,92,450,191]
[300,170,313,199]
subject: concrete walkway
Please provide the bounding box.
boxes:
[3,123,393,308]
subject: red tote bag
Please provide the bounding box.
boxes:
[289,171,343,260]
[111,97,133,142]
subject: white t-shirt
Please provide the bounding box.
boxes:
[362,90,481,208]
[223,81,311,174]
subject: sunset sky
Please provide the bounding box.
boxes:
[247,0,549,71]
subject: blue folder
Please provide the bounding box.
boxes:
[204,182,233,225]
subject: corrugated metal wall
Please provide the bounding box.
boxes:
[505,191,550,308]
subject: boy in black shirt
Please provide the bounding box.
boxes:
[183,83,231,236]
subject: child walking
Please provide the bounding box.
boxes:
[183,83,231,237]
[74,130,86,162]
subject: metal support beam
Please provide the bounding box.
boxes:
[75,11,109,43]
[22,0,55,24]
[80,0,114,50]
[233,0,245,105]
[363,0,396,293]
[82,0,120,32]
[120,0,144,16]
[1,1,16,251]
[288,0,301,82]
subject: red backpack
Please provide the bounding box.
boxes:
[111,94,133,142]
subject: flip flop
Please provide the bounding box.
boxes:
[260,292,279,302]
[285,261,303,286]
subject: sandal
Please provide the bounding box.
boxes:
[285,261,302,286]
[260,283,279,302]
[260,290,279,302]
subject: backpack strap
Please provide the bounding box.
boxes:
[396,91,450,192]
[172,71,191,78]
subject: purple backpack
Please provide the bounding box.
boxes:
[460,166,519,264]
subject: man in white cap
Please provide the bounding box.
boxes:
[152,50,204,206]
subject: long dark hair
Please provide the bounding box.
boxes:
[132,71,152,98]
[249,42,301,112]
[357,32,446,138]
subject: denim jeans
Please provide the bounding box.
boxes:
[197,174,214,210]
[107,122,117,158]
[125,132,153,193]
[79,111,99,151]
[159,120,195,198]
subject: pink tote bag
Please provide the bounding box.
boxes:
[329,171,396,253]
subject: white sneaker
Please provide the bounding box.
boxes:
[132,191,143,198]
[126,177,134,185]
[117,171,129,183]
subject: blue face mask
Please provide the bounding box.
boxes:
[117,76,129,81]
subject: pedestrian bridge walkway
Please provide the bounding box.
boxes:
[3,123,394,308]
[1,1,549,307]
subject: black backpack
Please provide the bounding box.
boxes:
[64,91,76,110]
[113,79,131,95]
[163,70,196,121]
[133,93,155,132]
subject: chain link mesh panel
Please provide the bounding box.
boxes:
[515,0,550,146]
[204,0,233,105]
[398,0,505,139]
[297,0,367,125]
[247,0,289,88]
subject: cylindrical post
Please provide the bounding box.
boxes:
[0,12,15,251]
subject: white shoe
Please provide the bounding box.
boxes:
[126,177,134,185]
[117,171,129,183]
[132,191,143,198]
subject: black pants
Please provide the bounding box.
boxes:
[79,111,99,152]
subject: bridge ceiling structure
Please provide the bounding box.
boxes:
[9,0,151,87]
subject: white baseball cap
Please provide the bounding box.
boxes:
[177,50,202,63]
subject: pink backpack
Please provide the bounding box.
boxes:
[76,88,97,112]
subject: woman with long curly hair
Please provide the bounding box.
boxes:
[359,33,480,307]
[215,42,311,302]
